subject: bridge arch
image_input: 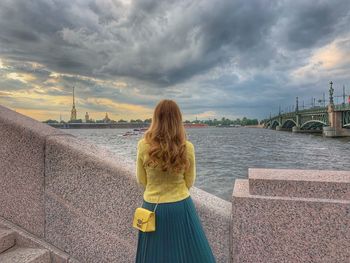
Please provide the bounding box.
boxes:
[282,119,297,129]
[300,120,327,130]
[270,120,280,129]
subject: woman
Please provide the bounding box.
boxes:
[135,99,216,263]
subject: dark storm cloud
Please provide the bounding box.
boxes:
[0,0,350,119]
[100,0,280,84]
[278,1,350,50]
[1,0,344,84]
[1,0,350,80]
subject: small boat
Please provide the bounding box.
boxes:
[123,127,149,136]
[122,131,139,136]
[133,127,148,133]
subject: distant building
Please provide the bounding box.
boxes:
[70,86,77,121]
[103,112,111,123]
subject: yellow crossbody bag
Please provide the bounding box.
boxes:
[133,175,169,232]
[133,191,161,232]
[132,207,156,232]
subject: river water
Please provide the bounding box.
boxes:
[64,127,350,202]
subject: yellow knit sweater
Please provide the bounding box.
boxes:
[136,138,196,203]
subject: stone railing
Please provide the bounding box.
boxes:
[232,168,350,262]
[1,104,349,263]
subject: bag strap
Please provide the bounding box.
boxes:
[152,170,171,213]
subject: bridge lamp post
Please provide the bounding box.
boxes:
[327,81,335,128]
[295,97,301,128]
[329,81,334,105]
[323,92,326,107]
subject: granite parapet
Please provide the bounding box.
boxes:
[249,168,350,200]
[232,169,350,263]
[0,105,68,237]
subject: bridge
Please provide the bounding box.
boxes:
[263,82,350,137]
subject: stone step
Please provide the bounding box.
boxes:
[0,228,15,254]
[0,247,50,263]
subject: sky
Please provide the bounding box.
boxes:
[0,0,350,122]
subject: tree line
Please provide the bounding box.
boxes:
[43,117,259,126]
[184,117,259,126]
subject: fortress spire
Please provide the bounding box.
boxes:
[73,86,75,107]
[70,86,77,121]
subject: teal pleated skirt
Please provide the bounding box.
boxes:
[135,195,216,263]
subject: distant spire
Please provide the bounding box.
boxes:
[70,86,77,121]
[85,112,89,122]
[73,86,75,106]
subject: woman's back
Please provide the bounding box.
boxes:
[136,138,196,203]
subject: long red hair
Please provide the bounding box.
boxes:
[143,99,190,173]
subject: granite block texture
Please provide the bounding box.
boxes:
[0,247,51,263]
[232,173,350,263]
[45,193,135,263]
[0,228,15,253]
[249,168,350,199]
[0,104,67,237]
[191,187,231,263]
[0,216,75,263]
[45,135,142,255]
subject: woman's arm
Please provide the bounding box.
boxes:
[136,140,147,188]
[184,142,196,189]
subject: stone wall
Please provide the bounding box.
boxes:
[232,168,350,262]
[0,105,231,263]
[0,105,67,237]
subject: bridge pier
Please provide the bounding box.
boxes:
[323,126,350,137]
[292,126,322,134]
[276,125,291,132]
[323,105,350,137]
[292,126,301,133]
